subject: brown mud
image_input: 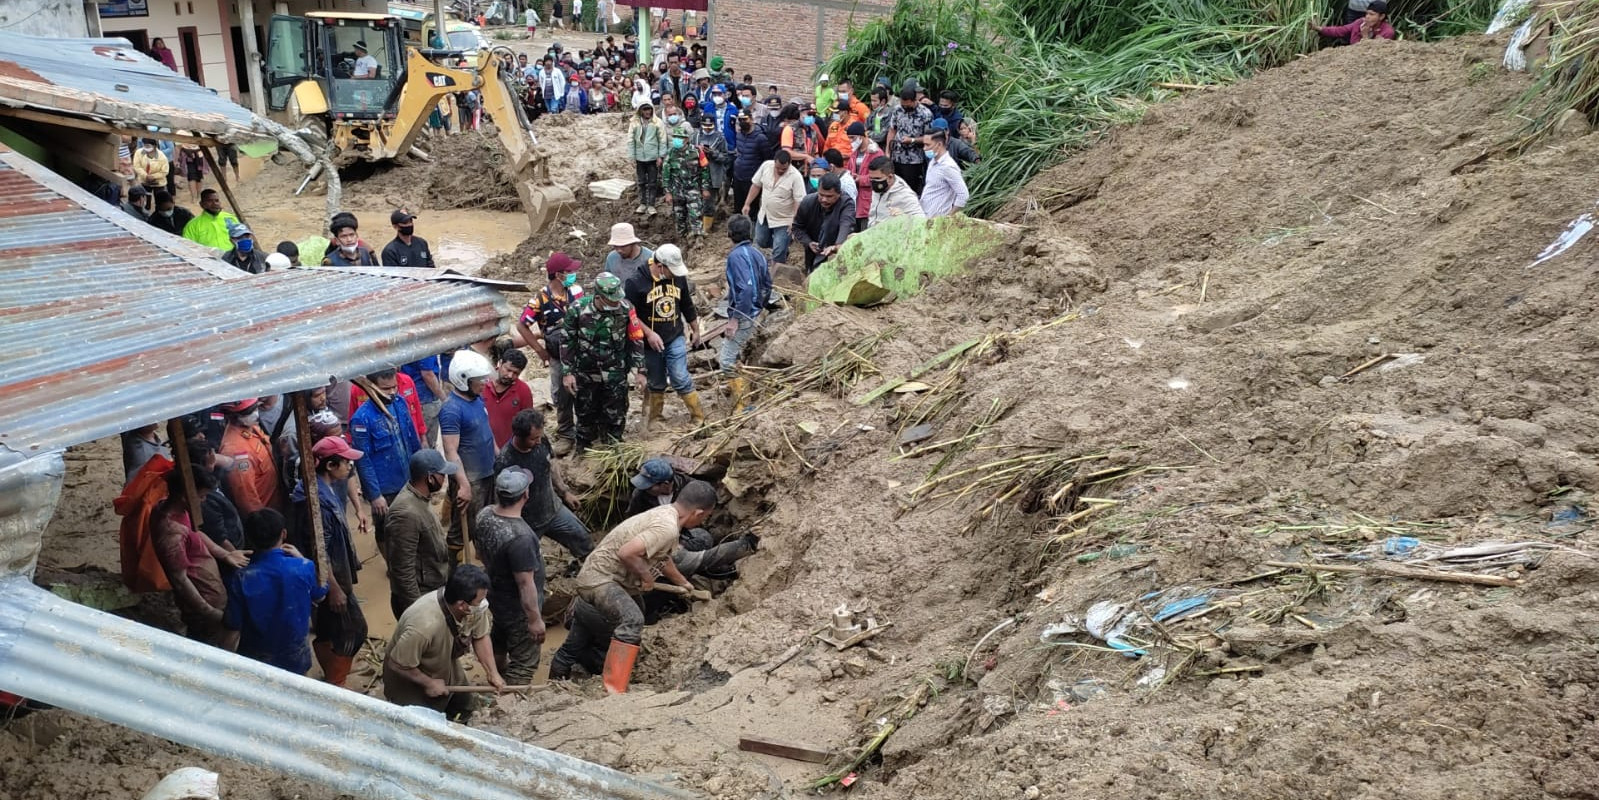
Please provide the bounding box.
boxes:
[12,34,1599,800]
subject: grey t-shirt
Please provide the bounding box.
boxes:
[602,246,654,281]
[471,507,544,628]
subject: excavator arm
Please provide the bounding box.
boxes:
[375,47,573,233]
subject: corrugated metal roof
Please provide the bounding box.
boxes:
[0,144,512,463]
[0,576,698,799]
[0,33,277,144]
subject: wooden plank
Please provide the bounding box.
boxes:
[165,418,203,528]
[738,736,835,764]
[1263,560,1519,587]
[202,145,248,225]
[293,391,333,585]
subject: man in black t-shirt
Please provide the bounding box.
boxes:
[621,243,704,428]
[494,409,593,573]
[381,209,436,268]
[471,467,546,684]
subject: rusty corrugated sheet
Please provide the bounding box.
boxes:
[0,146,510,461]
[0,34,277,144]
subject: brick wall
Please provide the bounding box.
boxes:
[710,0,892,98]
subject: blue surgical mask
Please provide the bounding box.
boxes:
[667,113,681,125]
[808,177,818,189]
[236,238,253,253]
[671,137,685,149]
[802,115,815,126]
[739,96,752,107]
[924,149,936,160]
[561,272,578,287]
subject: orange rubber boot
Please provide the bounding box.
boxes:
[602,639,640,694]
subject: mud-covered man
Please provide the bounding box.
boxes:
[559,272,644,452]
[570,480,717,693]
[384,564,503,721]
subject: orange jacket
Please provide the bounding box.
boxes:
[220,424,280,514]
[115,454,174,593]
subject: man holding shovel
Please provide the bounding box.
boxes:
[574,480,717,693]
[384,564,504,721]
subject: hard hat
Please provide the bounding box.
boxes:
[265,252,291,270]
[447,350,494,393]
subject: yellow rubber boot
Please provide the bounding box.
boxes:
[726,377,748,416]
[702,215,715,233]
[645,391,666,430]
[602,639,640,694]
[681,391,706,425]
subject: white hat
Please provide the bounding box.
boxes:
[654,243,687,277]
[818,72,830,83]
[607,222,641,247]
[265,252,292,270]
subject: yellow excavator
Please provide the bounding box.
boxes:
[263,11,573,232]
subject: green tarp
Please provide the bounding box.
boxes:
[805,215,1008,306]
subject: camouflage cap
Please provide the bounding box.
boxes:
[594,271,624,300]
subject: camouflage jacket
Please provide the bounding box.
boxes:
[660,141,708,196]
[559,295,644,381]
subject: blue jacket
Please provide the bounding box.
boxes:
[712,102,738,149]
[733,127,773,183]
[350,396,421,501]
[725,241,771,320]
[225,548,326,674]
[290,477,359,588]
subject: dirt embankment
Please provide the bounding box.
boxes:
[13,34,1599,800]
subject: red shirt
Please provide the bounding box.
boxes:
[1318,19,1395,44]
[483,378,534,449]
[349,373,427,440]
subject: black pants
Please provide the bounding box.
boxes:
[551,597,617,678]
[731,178,753,215]
[895,161,927,196]
[635,160,660,206]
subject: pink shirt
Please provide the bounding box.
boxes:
[1318,20,1396,44]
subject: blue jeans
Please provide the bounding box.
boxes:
[546,96,563,114]
[755,218,792,264]
[719,316,757,372]
[533,504,593,561]
[644,334,694,394]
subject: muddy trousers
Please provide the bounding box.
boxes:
[446,476,493,558]
[672,535,754,578]
[492,621,540,684]
[573,377,629,449]
[578,582,644,644]
[635,160,661,207]
[550,598,613,678]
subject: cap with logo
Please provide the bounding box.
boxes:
[631,457,675,489]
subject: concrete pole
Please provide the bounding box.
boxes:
[239,0,267,115]
[638,4,650,66]
[435,0,448,47]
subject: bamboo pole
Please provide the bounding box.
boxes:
[293,391,332,584]
[1264,560,1520,587]
[165,418,203,527]
[201,146,248,226]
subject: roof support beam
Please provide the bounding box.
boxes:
[0,107,224,147]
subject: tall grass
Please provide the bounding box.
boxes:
[1514,0,1599,149]
[823,0,1501,216]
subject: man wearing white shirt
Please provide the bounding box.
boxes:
[352,41,379,79]
[919,130,968,218]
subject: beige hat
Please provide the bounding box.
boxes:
[607,222,641,247]
[654,243,687,277]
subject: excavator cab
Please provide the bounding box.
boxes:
[265,13,406,125]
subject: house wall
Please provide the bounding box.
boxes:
[707,0,891,96]
[0,0,96,37]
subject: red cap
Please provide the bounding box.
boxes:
[546,252,582,276]
[220,398,259,414]
[311,436,363,461]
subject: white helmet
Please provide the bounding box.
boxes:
[447,350,494,393]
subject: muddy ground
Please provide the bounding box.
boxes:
[10,33,1599,800]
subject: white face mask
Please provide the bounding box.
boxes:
[339,243,358,253]
[850,138,862,152]
[475,598,489,612]
[238,411,260,427]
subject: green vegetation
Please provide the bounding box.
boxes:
[1515,0,1599,148]
[822,0,1499,216]
[806,215,1009,305]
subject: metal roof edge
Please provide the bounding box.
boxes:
[301,265,529,291]
[0,577,699,800]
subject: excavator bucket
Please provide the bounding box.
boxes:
[518,178,576,234]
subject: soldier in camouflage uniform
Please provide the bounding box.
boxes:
[660,120,710,240]
[560,272,644,452]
